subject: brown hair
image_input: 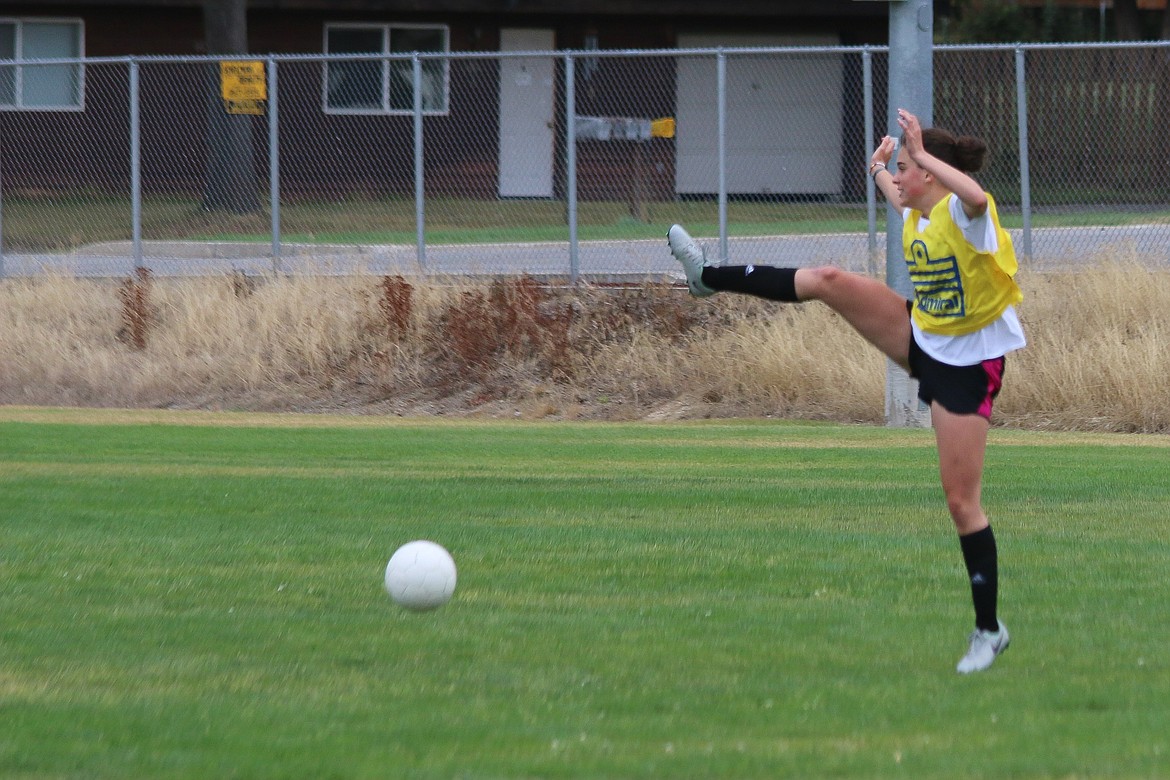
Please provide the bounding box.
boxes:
[918,127,988,173]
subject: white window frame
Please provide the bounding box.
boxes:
[323,22,449,116]
[0,17,85,112]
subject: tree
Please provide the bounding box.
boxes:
[202,0,259,214]
[937,0,1037,43]
[1114,0,1143,40]
[936,0,1170,43]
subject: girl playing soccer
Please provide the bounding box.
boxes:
[668,108,1024,673]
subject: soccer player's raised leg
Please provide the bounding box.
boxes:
[667,224,911,369]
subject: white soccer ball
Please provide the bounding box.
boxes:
[384,540,457,611]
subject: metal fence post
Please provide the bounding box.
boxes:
[268,56,282,275]
[565,53,579,284]
[863,47,877,275]
[129,58,143,271]
[885,0,934,428]
[716,49,728,261]
[1015,46,1033,260]
[412,54,426,272]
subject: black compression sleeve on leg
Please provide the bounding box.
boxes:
[700,265,799,302]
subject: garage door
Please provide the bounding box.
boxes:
[675,33,844,196]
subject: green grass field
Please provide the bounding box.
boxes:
[2,408,1168,778]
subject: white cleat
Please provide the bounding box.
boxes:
[956,620,1010,674]
[667,224,715,297]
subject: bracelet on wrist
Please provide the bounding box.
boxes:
[868,162,886,177]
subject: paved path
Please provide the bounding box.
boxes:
[2,224,1167,279]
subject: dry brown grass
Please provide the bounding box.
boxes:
[998,261,1170,432]
[1,259,1167,432]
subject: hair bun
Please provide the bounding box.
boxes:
[954,135,988,173]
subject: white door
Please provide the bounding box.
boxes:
[676,33,843,196]
[498,28,555,197]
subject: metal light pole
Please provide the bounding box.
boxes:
[885,0,933,428]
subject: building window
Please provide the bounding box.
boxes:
[324,23,449,115]
[0,18,84,110]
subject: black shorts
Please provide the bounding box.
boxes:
[906,326,1006,420]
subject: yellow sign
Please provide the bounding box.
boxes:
[650,117,675,139]
[220,60,266,101]
[220,60,266,115]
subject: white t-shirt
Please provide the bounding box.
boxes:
[906,196,1027,366]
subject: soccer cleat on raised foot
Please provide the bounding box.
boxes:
[667,224,715,297]
[956,620,1010,674]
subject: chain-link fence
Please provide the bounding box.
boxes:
[2,42,1168,279]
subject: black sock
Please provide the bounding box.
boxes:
[701,265,799,302]
[959,526,999,633]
